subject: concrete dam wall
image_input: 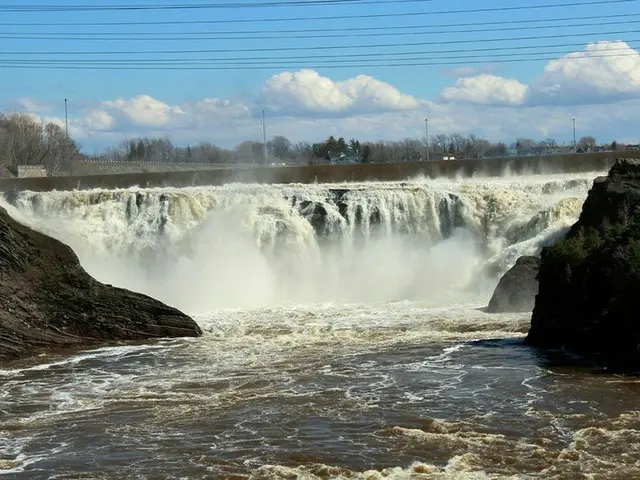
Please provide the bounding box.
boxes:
[0,151,630,193]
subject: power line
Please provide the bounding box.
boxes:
[1,12,637,36]
[1,29,636,55]
[1,46,635,66]
[2,19,637,41]
[0,52,634,70]
[0,0,634,25]
[0,0,435,12]
[3,40,635,63]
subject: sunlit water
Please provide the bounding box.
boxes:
[1,172,639,478]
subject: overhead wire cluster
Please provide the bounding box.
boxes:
[0,0,637,70]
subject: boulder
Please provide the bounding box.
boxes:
[486,256,540,313]
[0,206,201,362]
[525,158,640,367]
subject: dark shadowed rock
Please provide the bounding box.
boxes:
[298,200,329,236]
[566,158,640,235]
[526,158,640,368]
[487,256,540,313]
[0,206,201,362]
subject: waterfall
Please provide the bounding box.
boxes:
[2,172,598,311]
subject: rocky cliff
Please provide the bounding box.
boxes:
[525,158,640,366]
[0,206,201,362]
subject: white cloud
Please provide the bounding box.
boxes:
[102,95,186,127]
[444,65,498,78]
[83,110,115,131]
[13,98,54,113]
[440,74,529,106]
[532,41,640,104]
[441,41,640,107]
[189,98,252,118]
[262,69,419,113]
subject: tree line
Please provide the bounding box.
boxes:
[0,113,80,174]
[0,111,632,173]
[95,133,619,165]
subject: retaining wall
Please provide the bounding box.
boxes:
[0,151,631,193]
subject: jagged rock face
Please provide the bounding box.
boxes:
[288,189,387,238]
[486,256,540,313]
[526,158,640,367]
[0,206,201,362]
[567,158,640,236]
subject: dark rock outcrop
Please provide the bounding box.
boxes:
[525,158,640,367]
[298,200,329,236]
[289,188,385,237]
[0,206,202,362]
[487,256,540,313]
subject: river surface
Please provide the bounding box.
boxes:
[1,172,639,478]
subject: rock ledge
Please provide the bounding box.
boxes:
[0,206,201,362]
[486,256,540,313]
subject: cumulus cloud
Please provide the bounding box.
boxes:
[532,41,640,104]
[189,98,252,118]
[12,98,55,113]
[102,95,186,127]
[440,74,529,106]
[440,41,640,107]
[444,65,498,78]
[83,110,115,131]
[262,69,419,114]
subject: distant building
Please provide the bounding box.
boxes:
[10,165,48,178]
[329,153,359,164]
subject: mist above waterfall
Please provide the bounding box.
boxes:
[3,173,598,313]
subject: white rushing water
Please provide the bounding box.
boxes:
[3,172,597,313]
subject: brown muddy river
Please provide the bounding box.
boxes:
[2,302,639,479]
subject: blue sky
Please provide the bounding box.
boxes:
[1,0,640,151]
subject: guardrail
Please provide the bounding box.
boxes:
[86,159,240,166]
[82,160,303,168]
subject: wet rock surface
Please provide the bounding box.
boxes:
[487,256,540,313]
[0,206,201,362]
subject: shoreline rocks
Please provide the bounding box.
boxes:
[0,206,201,362]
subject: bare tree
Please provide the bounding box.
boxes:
[267,135,292,160]
[291,141,313,164]
[399,138,423,162]
[577,136,597,152]
[512,138,536,155]
[0,113,79,173]
[433,134,449,155]
[235,140,263,164]
[448,133,466,156]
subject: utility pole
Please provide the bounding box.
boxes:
[64,98,69,137]
[262,109,267,166]
[572,118,576,152]
[425,118,430,162]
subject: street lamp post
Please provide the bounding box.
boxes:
[262,109,267,166]
[572,118,576,152]
[425,118,430,162]
[64,98,69,137]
